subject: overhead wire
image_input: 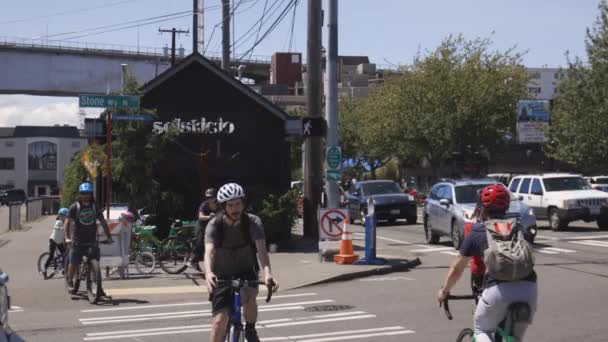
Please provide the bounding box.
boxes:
[231,0,284,51]
[203,0,257,55]
[287,0,299,52]
[0,0,138,25]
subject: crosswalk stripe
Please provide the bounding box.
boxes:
[263,314,376,328]
[260,326,409,341]
[81,293,318,313]
[411,247,453,253]
[539,247,576,253]
[295,330,415,342]
[570,240,608,248]
[441,251,460,256]
[536,249,558,254]
[561,234,608,241]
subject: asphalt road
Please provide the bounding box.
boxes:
[3,214,608,341]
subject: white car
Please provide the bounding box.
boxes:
[509,173,608,231]
[585,176,608,192]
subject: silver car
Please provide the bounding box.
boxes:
[423,179,537,249]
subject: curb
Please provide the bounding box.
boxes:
[290,257,422,289]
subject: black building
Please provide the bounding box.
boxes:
[140,53,292,217]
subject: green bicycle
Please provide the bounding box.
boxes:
[133,220,197,274]
[442,294,532,342]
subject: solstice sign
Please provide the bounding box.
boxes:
[152,117,236,135]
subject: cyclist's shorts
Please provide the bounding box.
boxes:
[210,274,258,315]
[70,244,100,265]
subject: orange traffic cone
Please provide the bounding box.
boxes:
[334,222,359,264]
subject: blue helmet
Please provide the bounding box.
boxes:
[79,182,93,193]
[58,208,69,216]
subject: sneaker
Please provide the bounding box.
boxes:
[245,327,260,342]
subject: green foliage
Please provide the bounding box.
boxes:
[338,35,528,178]
[61,151,88,207]
[250,189,299,244]
[376,160,400,181]
[547,1,608,172]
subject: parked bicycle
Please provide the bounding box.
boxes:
[37,250,65,280]
[216,278,277,342]
[442,293,532,342]
[159,219,197,274]
[64,240,113,305]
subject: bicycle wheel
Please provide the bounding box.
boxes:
[134,251,156,274]
[86,259,103,305]
[456,328,475,342]
[64,254,80,294]
[37,252,51,279]
[226,325,244,342]
[159,238,189,274]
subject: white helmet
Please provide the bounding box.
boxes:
[217,183,246,203]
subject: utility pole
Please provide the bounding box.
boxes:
[193,0,204,54]
[326,0,339,208]
[303,0,323,239]
[159,27,189,66]
[221,0,231,70]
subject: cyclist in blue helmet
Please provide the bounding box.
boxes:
[64,182,113,294]
[41,207,70,278]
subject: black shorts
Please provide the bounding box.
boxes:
[209,273,259,315]
[70,244,100,265]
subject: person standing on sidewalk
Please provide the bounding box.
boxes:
[188,188,220,271]
[204,183,277,342]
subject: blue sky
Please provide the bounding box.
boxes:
[0,0,601,126]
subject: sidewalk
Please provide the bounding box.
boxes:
[0,216,420,305]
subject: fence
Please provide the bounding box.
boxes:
[8,203,21,231]
[26,198,43,222]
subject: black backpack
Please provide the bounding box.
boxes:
[214,213,260,272]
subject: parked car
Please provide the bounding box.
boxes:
[0,189,26,206]
[346,180,417,225]
[509,173,608,231]
[423,179,538,249]
[585,176,608,192]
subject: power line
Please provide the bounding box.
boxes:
[232,0,285,51]
[250,0,269,59]
[35,11,193,39]
[0,0,138,25]
[238,0,297,61]
[203,0,258,55]
[60,13,194,41]
[288,0,299,52]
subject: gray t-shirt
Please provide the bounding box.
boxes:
[205,213,265,278]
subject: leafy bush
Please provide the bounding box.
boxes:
[250,189,299,244]
[61,151,88,207]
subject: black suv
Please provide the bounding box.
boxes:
[0,189,27,206]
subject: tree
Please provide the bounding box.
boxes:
[547,1,608,172]
[374,35,529,177]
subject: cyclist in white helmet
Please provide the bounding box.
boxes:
[204,183,277,342]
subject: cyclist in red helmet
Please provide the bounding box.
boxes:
[437,184,538,342]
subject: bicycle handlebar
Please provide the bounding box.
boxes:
[216,279,278,303]
[441,294,476,320]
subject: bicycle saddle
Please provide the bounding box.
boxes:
[507,302,531,323]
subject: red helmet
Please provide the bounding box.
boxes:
[480,184,510,211]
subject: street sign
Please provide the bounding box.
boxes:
[326,170,342,182]
[79,95,140,109]
[326,146,342,170]
[112,114,154,121]
[318,208,349,240]
[302,117,326,137]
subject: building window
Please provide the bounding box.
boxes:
[0,158,14,170]
[529,72,541,79]
[4,141,14,147]
[528,87,541,95]
[28,141,57,170]
[72,141,81,148]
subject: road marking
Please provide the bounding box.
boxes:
[104,285,207,296]
[293,330,415,342]
[536,249,558,254]
[261,326,414,341]
[83,312,379,340]
[561,234,608,241]
[359,276,415,282]
[354,233,413,245]
[441,251,460,256]
[411,247,453,253]
[81,293,318,313]
[537,247,576,253]
[535,235,558,241]
[8,305,24,313]
[570,240,608,248]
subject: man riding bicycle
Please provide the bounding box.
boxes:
[188,187,220,271]
[204,183,277,342]
[64,182,113,294]
[438,184,538,342]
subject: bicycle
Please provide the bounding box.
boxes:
[64,240,113,305]
[442,293,532,342]
[215,278,277,342]
[133,220,196,274]
[37,248,65,280]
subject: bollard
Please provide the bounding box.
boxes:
[354,213,388,265]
